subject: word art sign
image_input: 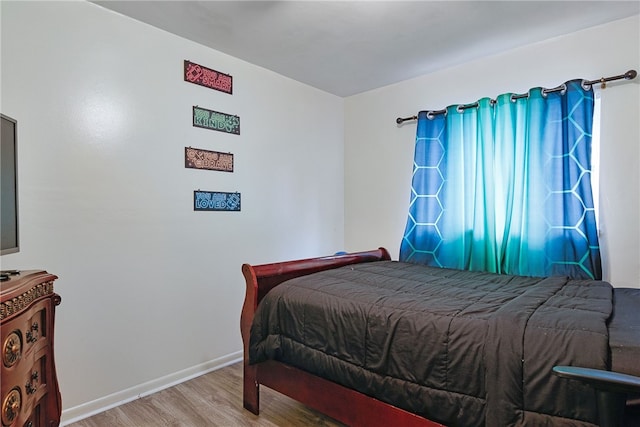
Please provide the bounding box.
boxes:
[185,147,234,173]
[184,60,232,94]
[193,106,240,135]
[194,191,241,212]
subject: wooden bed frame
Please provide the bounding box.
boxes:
[240,248,445,427]
[240,248,640,426]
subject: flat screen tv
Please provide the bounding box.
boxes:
[1,114,19,255]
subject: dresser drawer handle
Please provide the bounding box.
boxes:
[1,388,21,425]
[2,331,21,367]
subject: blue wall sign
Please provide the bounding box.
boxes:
[194,191,241,212]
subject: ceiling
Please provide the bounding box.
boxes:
[94,1,640,97]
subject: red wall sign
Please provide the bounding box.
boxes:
[184,60,233,94]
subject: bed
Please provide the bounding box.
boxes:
[240,248,640,426]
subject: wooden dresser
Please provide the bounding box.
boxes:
[1,271,61,427]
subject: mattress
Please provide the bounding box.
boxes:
[250,261,614,426]
[609,288,640,377]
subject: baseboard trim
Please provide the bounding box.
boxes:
[60,351,243,426]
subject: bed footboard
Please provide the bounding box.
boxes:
[240,248,391,415]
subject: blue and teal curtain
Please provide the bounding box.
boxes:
[399,80,602,279]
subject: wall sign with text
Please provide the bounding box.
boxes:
[193,106,240,135]
[184,60,233,94]
[194,191,241,212]
[185,147,233,172]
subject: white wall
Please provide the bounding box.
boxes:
[0,1,344,423]
[345,15,640,289]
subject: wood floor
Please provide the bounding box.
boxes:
[67,362,345,427]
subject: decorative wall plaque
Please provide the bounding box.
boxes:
[194,191,241,212]
[184,60,232,94]
[185,147,233,172]
[193,106,240,135]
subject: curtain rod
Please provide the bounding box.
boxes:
[396,69,637,124]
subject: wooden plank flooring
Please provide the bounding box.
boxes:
[67,362,345,427]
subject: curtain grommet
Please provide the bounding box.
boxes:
[560,83,567,96]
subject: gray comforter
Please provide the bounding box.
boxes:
[249,261,612,426]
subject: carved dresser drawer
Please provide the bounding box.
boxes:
[1,271,61,427]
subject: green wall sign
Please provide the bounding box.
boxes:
[193,106,240,135]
